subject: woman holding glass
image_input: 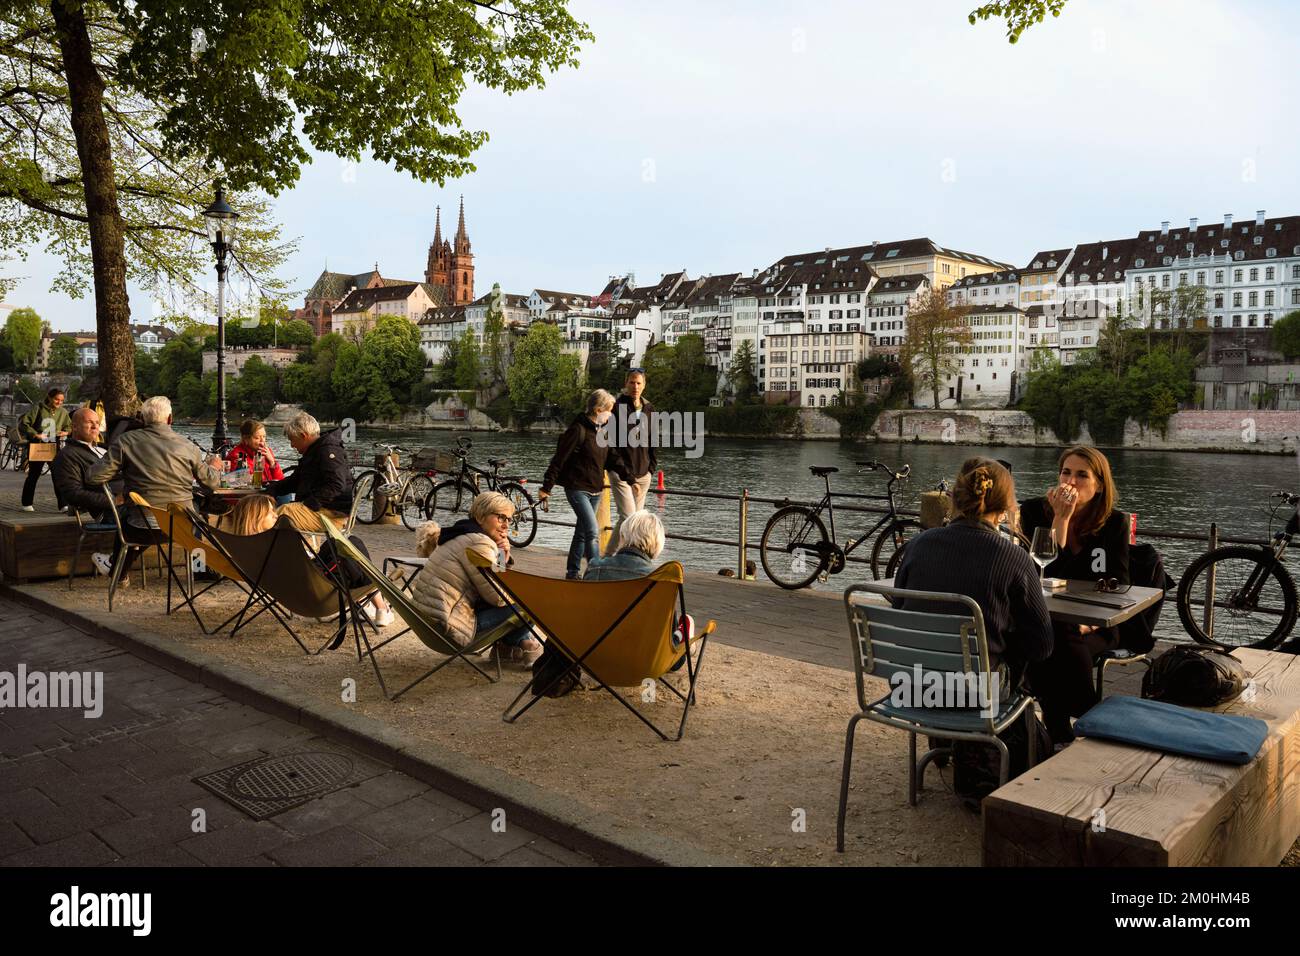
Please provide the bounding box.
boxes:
[1018,445,1130,745]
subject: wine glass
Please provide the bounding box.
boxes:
[1030,527,1057,586]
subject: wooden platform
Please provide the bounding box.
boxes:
[983,648,1300,866]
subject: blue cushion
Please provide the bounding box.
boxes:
[1074,696,1267,765]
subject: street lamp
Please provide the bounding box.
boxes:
[202,182,239,453]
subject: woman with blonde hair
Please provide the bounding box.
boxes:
[409,491,540,665]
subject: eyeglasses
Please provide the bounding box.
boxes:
[1094,578,1131,594]
[628,368,645,375]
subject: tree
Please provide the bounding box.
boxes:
[901,287,972,409]
[48,335,80,372]
[436,337,462,390]
[483,284,507,385]
[1,2,591,418]
[176,370,207,418]
[356,316,425,420]
[278,318,316,349]
[155,334,203,398]
[506,321,566,427]
[1150,284,1209,354]
[968,0,1069,42]
[857,355,895,381]
[3,307,42,370]
[133,346,159,397]
[729,340,758,404]
[235,356,278,418]
[454,328,482,390]
[1273,311,1300,359]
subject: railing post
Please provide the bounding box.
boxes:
[598,474,613,555]
[738,488,749,578]
[1202,522,1218,637]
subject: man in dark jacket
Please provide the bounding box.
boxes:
[266,411,354,534]
[53,406,122,524]
[603,369,658,556]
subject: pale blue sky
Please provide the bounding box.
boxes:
[7,0,1300,331]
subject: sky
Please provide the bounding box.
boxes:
[6,0,1300,332]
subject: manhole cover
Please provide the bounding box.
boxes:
[193,751,357,820]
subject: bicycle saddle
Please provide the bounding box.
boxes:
[489,457,508,468]
[809,466,839,477]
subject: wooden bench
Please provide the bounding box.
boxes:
[983,648,1300,866]
[0,515,179,584]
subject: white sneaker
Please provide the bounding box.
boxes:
[92,553,113,577]
[21,505,34,512]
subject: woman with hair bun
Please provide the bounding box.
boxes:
[893,457,1054,682]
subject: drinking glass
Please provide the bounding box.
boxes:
[1030,527,1057,585]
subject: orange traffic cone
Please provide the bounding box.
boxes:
[656,470,665,490]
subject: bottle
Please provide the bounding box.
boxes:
[252,452,263,489]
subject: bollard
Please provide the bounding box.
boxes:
[597,474,613,555]
[1202,522,1218,637]
[737,488,749,578]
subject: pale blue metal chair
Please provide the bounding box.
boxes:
[837,582,1039,852]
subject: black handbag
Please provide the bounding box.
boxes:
[1141,645,1248,707]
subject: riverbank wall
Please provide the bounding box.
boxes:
[871,409,1300,454]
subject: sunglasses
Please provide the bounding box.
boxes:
[1094,578,1131,594]
[628,368,645,375]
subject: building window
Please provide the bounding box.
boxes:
[1266,267,1275,280]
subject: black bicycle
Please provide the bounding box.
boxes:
[422,437,538,548]
[759,460,917,589]
[1175,490,1300,650]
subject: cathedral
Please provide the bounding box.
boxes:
[425,196,475,306]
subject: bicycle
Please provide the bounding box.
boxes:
[422,436,538,548]
[0,427,23,471]
[759,460,917,589]
[351,444,438,531]
[1175,490,1300,650]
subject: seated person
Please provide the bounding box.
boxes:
[53,405,122,524]
[225,419,289,503]
[226,495,394,627]
[264,412,353,535]
[408,491,540,665]
[1018,444,1130,744]
[89,395,222,581]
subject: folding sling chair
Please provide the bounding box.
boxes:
[319,517,520,701]
[467,551,716,741]
[206,516,375,656]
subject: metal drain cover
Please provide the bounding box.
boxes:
[193,751,357,820]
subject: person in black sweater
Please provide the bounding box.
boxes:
[604,369,658,556]
[894,458,1054,686]
[1018,444,1129,744]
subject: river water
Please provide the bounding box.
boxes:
[178,425,1300,643]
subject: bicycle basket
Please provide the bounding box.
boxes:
[412,448,460,473]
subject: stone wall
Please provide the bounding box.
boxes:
[873,408,1300,454]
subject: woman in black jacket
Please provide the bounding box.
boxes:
[1019,444,1129,744]
[538,389,626,578]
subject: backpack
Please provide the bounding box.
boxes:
[531,643,580,698]
[1117,543,1174,654]
[952,711,1053,799]
[1142,645,1248,707]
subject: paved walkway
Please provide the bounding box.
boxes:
[0,597,594,867]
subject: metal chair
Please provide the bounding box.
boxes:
[67,507,117,591]
[1094,648,1151,702]
[837,582,1039,852]
[100,485,158,610]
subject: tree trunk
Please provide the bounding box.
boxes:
[51,0,136,418]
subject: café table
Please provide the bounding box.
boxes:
[875,578,1165,629]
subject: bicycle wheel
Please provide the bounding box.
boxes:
[760,506,829,590]
[352,470,381,525]
[871,519,920,581]
[1176,545,1298,650]
[500,481,538,548]
[426,478,478,519]
[401,474,435,530]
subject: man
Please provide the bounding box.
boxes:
[90,395,222,580]
[52,406,122,525]
[265,412,353,534]
[19,386,72,511]
[603,368,657,556]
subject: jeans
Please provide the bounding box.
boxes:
[564,488,602,578]
[476,603,534,647]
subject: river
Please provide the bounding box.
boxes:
[177,425,1300,644]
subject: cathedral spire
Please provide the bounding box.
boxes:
[433,205,442,248]
[455,195,469,252]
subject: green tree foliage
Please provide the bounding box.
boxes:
[234,356,279,418]
[1272,311,1300,359]
[327,316,425,421]
[3,307,42,370]
[176,371,207,418]
[454,328,482,390]
[1019,354,1080,443]
[0,336,14,372]
[968,0,1068,42]
[279,319,316,348]
[506,321,571,427]
[551,352,586,416]
[436,337,463,389]
[155,335,204,398]
[857,355,896,381]
[728,340,758,404]
[483,285,507,385]
[642,335,717,411]
[48,336,80,372]
[133,346,160,397]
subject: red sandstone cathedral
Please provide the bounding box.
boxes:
[425,197,475,306]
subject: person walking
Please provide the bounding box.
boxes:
[603,368,657,556]
[19,386,71,511]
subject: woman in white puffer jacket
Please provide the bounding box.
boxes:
[408,491,542,665]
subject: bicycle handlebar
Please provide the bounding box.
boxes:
[1271,491,1300,506]
[855,460,911,481]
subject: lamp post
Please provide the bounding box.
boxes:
[202,182,240,454]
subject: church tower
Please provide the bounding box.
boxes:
[424,205,450,290]
[450,195,474,305]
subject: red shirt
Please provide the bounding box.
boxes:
[225,443,285,482]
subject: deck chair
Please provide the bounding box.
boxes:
[206,516,375,655]
[318,517,520,700]
[467,551,716,741]
[837,582,1039,852]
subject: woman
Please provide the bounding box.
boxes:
[409,492,541,665]
[894,458,1054,684]
[538,389,626,579]
[225,419,288,503]
[604,369,657,556]
[227,494,395,627]
[19,386,71,511]
[1018,445,1130,744]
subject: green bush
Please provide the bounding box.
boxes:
[822,397,881,440]
[704,403,800,435]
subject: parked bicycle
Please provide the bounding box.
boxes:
[0,427,23,471]
[351,444,437,531]
[421,436,538,548]
[1176,490,1300,650]
[759,460,917,589]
